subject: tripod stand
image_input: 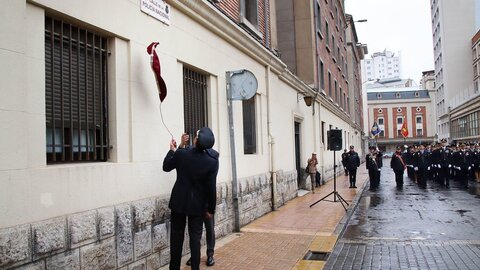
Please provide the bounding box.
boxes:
[309,150,349,211]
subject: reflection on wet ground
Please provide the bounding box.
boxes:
[343,163,480,241]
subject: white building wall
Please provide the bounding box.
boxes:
[0,0,365,230]
[364,50,401,81]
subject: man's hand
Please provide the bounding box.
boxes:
[204,211,213,220]
[179,133,190,148]
[170,139,177,151]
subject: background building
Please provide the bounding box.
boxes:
[364,50,402,81]
[449,30,480,143]
[367,78,436,152]
[430,0,478,140]
[0,0,366,269]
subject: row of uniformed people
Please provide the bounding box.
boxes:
[402,141,480,189]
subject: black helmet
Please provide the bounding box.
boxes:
[197,127,215,150]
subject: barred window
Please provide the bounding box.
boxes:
[243,95,257,154]
[45,17,109,163]
[183,67,208,144]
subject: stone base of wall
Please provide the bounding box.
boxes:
[0,170,298,269]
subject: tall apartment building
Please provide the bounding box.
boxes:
[430,0,478,140]
[364,50,401,81]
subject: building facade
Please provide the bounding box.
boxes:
[367,85,436,152]
[0,0,366,269]
[449,30,480,143]
[430,0,478,140]
[364,50,401,81]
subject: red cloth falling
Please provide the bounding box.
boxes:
[146,42,167,102]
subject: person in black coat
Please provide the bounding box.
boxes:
[163,127,219,270]
[345,145,361,188]
[453,143,472,189]
[366,146,380,191]
[391,146,407,188]
[413,144,430,189]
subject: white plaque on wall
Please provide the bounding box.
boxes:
[140,0,171,25]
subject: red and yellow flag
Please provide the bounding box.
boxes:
[401,120,408,138]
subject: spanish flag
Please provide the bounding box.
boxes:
[400,119,408,138]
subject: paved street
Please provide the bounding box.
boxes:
[325,159,480,270]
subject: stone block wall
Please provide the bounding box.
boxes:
[0,170,298,269]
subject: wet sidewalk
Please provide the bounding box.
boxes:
[176,165,370,270]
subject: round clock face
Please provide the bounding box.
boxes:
[230,70,258,100]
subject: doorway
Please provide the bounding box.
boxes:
[294,121,302,189]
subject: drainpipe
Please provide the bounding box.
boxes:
[266,66,277,210]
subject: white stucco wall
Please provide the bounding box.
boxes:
[0,0,363,228]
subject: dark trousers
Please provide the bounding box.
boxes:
[439,166,450,187]
[348,169,357,187]
[458,168,469,188]
[417,169,427,188]
[394,170,404,188]
[204,216,215,257]
[170,212,203,270]
[368,169,378,190]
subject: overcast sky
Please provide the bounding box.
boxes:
[345,0,434,83]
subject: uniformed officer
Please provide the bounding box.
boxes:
[473,144,480,182]
[413,144,430,189]
[366,146,380,191]
[434,139,452,188]
[453,143,471,189]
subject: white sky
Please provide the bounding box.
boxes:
[345,0,434,83]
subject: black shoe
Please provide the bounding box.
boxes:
[353,186,357,188]
[186,258,191,266]
[207,256,215,266]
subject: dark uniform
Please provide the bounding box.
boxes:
[390,150,406,188]
[413,149,430,189]
[163,127,219,270]
[473,147,480,182]
[453,148,471,189]
[366,150,380,190]
[403,147,415,179]
[435,146,451,187]
[345,149,360,188]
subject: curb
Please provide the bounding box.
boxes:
[333,170,369,238]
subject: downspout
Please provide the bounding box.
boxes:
[266,66,277,210]
[264,0,276,210]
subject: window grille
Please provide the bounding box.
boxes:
[183,67,208,145]
[45,16,109,163]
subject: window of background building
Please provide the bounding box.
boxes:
[325,21,329,47]
[243,95,257,154]
[316,2,322,34]
[321,121,325,144]
[319,60,325,90]
[416,116,422,124]
[397,117,403,124]
[45,16,109,163]
[334,80,338,103]
[184,67,208,145]
[417,129,423,136]
[328,72,332,96]
[243,0,259,27]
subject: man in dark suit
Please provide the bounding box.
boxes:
[391,145,406,189]
[414,144,430,189]
[163,127,219,270]
[345,145,361,188]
